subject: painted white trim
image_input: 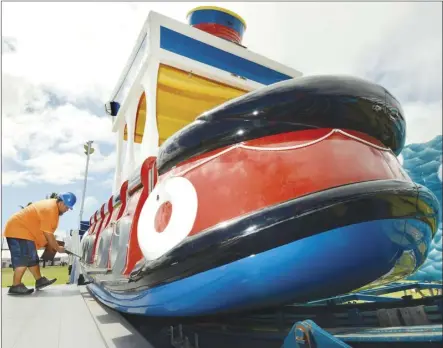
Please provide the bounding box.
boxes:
[112,127,124,195]
[140,58,161,159]
[108,18,150,102]
[122,91,140,179]
[111,45,154,132]
[111,49,157,132]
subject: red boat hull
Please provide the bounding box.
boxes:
[112,128,409,274]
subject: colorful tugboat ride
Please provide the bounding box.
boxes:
[72,7,440,317]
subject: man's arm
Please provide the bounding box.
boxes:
[39,204,63,252]
[43,232,64,253]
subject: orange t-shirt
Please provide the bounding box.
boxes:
[3,199,60,249]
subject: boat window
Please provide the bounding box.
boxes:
[81,235,94,263]
[113,194,121,206]
[95,227,113,268]
[80,235,88,260]
[128,168,142,196]
[85,235,97,264]
[110,216,132,275]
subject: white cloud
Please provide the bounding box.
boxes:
[2,142,19,162]
[4,144,116,187]
[402,101,442,145]
[2,36,17,53]
[83,196,100,218]
[1,2,197,102]
[100,175,115,189]
[84,196,99,210]
[2,74,116,186]
[2,171,35,187]
[232,2,413,75]
[357,3,441,103]
[2,74,49,116]
[3,75,114,149]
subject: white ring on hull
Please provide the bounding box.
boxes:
[137,176,198,261]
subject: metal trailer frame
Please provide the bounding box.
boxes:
[160,281,442,348]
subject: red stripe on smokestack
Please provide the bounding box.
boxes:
[194,23,242,44]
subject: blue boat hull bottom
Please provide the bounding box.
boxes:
[87,217,433,317]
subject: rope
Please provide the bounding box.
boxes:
[170,129,390,178]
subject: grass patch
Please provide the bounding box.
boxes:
[2,266,69,288]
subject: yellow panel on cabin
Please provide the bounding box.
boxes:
[124,93,146,144]
[124,64,247,145]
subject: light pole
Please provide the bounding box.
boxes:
[79,141,94,229]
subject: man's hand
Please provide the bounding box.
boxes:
[57,246,65,253]
[43,232,63,253]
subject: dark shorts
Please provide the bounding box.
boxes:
[6,238,40,269]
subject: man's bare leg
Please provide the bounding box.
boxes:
[29,261,57,290]
[28,265,42,281]
[12,267,27,286]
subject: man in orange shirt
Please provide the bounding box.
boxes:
[3,192,77,295]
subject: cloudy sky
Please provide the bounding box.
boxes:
[1,2,442,245]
